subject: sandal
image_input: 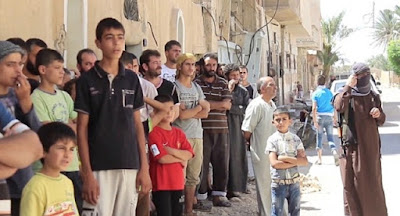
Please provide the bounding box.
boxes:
[213,196,232,207]
[193,200,212,212]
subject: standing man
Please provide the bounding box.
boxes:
[239,65,257,100]
[75,18,151,216]
[161,40,181,82]
[334,63,387,216]
[76,48,97,74]
[141,49,177,100]
[241,76,277,216]
[174,53,210,214]
[24,38,48,92]
[195,53,232,208]
[312,75,339,165]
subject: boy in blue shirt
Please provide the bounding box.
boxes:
[266,107,308,216]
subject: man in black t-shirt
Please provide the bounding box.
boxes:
[140,49,178,101]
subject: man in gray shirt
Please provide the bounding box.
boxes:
[173,53,210,214]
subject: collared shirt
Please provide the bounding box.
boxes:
[75,61,144,171]
[195,75,232,133]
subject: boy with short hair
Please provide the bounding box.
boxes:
[20,122,79,215]
[75,17,151,215]
[265,107,308,216]
[30,48,81,212]
[149,94,194,216]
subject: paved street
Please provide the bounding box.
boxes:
[301,87,400,216]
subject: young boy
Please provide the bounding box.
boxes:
[75,18,151,216]
[30,48,81,212]
[20,122,79,215]
[265,107,308,216]
[149,94,194,216]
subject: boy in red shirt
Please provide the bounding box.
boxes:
[148,94,194,216]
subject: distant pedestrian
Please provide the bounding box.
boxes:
[266,107,308,216]
[239,65,258,100]
[296,81,303,99]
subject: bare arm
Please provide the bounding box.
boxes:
[312,101,318,125]
[209,99,232,111]
[145,97,168,112]
[158,155,183,164]
[296,149,308,166]
[243,131,252,143]
[0,130,42,170]
[269,152,297,170]
[179,104,202,120]
[164,146,193,161]
[278,155,298,164]
[193,100,210,119]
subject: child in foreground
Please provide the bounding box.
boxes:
[20,122,79,215]
[148,94,194,216]
[265,107,308,216]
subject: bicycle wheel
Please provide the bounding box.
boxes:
[296,124,316,149]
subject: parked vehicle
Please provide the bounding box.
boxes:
[330,79,382,95]
[292,99,316,149]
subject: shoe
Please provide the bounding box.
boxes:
[315,160,322,165]
[227,192,241,199]
[193,200,212,212]
[213,196,232,207]
[332,150,339,166]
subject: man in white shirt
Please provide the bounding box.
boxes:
[161,40,181,82]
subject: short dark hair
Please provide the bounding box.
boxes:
[96,17,125,40]
[76,48,96,65]
[139,49,161,72]
[223,63,240,78]
[164,40,181,51]
[7,38,27,51]
[120,51,137,66]
[203,52,218,62]
[26,38,47,53]
[37,122,76,153]
[63,79,77,96]
[154,94,174,104]
[273,107,291,119]
[317,75,326,86]
[35,49,64,74]
[239,65,248,72]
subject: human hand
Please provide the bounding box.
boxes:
[313,121,319,129]
[228,79,238,92]
[370,107,380,118]
[82,173,100,205]
[14,75,31,101]
[164,146,174,155]
[136,169,152,195]
[346,75,357,88]
[180,160,187,168]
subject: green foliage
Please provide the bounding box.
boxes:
[319,11,353,77]
[367,54,392,71]
[387,40,400,75]
[372,9,399,49]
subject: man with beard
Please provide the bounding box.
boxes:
[23,38,47,93]
[141,49,177,101]
[76,48,97,74]
[161,40,181,82]
[241,76,277,216]
[334,63,387,216]
[194,53,232,208]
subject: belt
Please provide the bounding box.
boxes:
[272,176,301,185]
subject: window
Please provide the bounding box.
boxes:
[124,0,139,21]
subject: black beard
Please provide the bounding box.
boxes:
[204,70,215,77]
[26,60,39,75]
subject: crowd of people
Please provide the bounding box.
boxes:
[0,16,387,216]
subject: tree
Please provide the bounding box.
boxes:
[371,9,399,49]
[367,54,392,71]
[387,40,400,76]
[318,12,353,78]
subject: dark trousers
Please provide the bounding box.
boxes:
[152,190,183,216]
[61,171,83,214]
[11,198,20,216]
[198,132,229,195]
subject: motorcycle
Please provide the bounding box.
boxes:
[294,99,316,149]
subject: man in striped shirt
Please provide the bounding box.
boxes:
[194,53,232,208]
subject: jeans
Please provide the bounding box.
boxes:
[316,115,336,150]
[271,182,301,216]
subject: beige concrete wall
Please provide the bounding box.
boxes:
[0,0,64,49]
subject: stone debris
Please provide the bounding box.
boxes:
[300,173,322,193]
